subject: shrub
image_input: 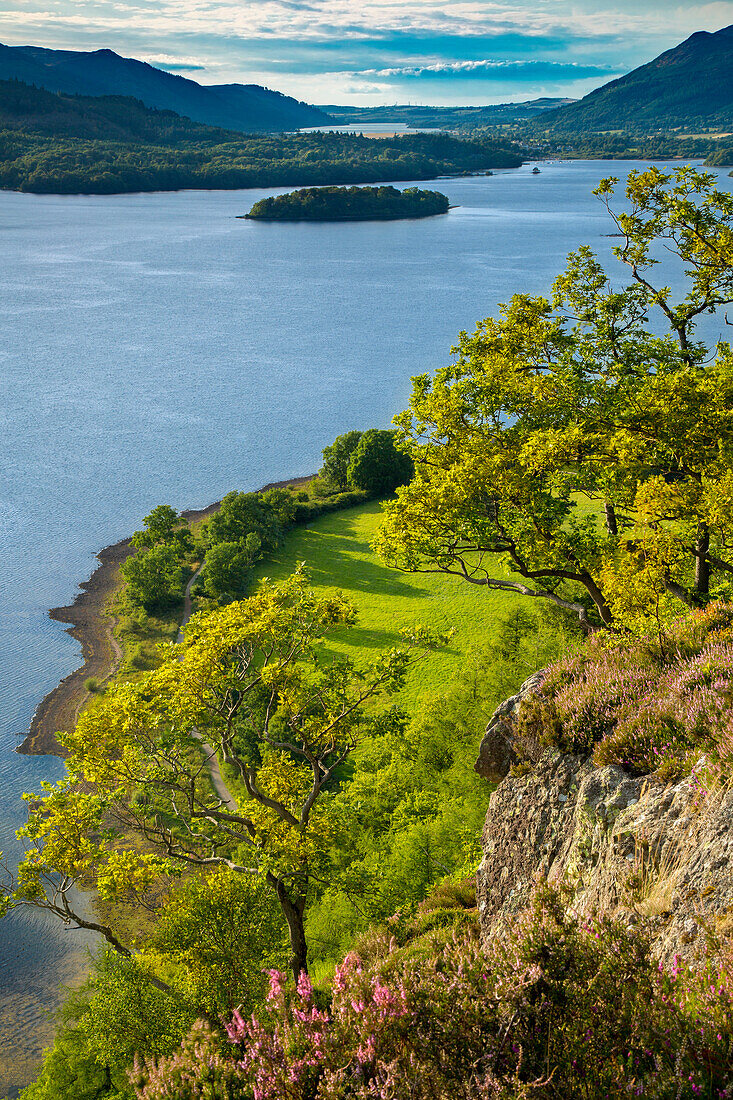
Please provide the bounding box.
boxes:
[346,429,414,496]
[133,886,733,1099]
[515,602,733,780]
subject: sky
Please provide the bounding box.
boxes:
[1,0,733,105]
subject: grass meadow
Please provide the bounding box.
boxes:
[248,500,525,710]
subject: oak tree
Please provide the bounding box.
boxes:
[376,168,733,629]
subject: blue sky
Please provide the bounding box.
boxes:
[1,0,733,104]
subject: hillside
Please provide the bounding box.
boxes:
[0,79,242,143]
[0,41,329,133]
[0,125,522,194]
[536,24,733,132]
[321,99,575,129]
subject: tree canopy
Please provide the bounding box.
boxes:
[246,185,449,222]
[347,429,414,496]
[375,167,733,630]
[320,430,363,491]
[3,570,437,980]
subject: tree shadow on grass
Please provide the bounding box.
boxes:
[318,626,461,657]
[299,533,431,600]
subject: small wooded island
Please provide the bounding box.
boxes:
[243,184,450,221]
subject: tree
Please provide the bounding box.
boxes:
[3,571,438,981]
[203,534,261,600]
[121,543,184,611]
[346,429,414,496]
[320,430,363,490]
[131,504,192,553]
[207,490,283,550]
[375,167,733,630]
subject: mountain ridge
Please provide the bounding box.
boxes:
[0,42,330,132]
[536,24,733,132]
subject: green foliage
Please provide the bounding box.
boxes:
[246,185,450,222]
[377,167,733,631]
[320,430,363,491]
[19,951,189,1100]
[207,491,283,551]
[151,869,288,1018]
[346,428,414,496]
[120,543,184,612]
[131,505,191,553]
[17,871,288,1100]
[202,537,260,601]
[305,602,577,971]
[0,126,522,195]
[135,885,733,1099]
[10,570,437,986]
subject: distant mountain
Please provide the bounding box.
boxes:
[537,25,733,132]
[0,42,330,132]
[0,78,243,142]
[322,100,576,129]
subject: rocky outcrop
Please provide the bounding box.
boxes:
[474,670,546,782]
[476,691,733,967]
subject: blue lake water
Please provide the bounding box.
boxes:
[0,158,730,1092]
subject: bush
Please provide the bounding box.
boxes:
[515,602,733,780]
[346,429,414,496]
[293,490,371,524]
[133,886,733,1099]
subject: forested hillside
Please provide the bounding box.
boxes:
[322,98,575,129]
[0,111,522,193]
[0,79,244,142]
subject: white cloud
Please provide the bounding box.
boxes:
[3,0,733,45]
[2,0,733,102]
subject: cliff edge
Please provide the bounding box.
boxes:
[475,672,733,968]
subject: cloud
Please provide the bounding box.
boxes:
[139,52,206,71]
[354,58,616,80]
[3,0,732,46]
[1,0,732,103]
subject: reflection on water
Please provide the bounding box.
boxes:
[0,160,729,1092]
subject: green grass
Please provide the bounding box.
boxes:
[248,500,524,710]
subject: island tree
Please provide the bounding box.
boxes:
[375,167,733,630]
[2,570,437,980]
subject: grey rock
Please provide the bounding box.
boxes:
[474,670,547,781]
[476,683,733,969]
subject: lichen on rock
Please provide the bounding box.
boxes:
[475,684,733,968]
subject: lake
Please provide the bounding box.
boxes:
[0,158,730,1093]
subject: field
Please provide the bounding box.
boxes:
[248,499,526,710]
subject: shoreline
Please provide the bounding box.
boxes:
[17,475,314,758]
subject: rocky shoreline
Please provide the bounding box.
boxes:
[18,475,313,758]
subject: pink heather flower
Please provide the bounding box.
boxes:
[296,970,313,1001]
[267,969,287,1002]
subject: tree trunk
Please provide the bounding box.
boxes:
[695,524,710,600]
[581,573,614,626]
[604,502,618,538]
[268,872,308,980]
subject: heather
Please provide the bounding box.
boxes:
[132,886,733,1100]
[515,602,733,781]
